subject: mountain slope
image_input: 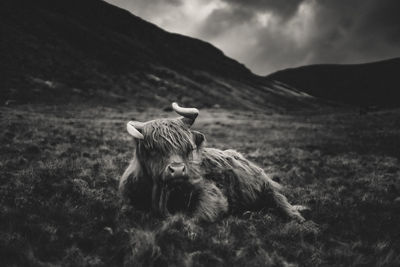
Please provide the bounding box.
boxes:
[266,58,400,107]
[0,0,320,111]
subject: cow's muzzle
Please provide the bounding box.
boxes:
[164,162,188,182]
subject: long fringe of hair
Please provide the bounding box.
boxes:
[140,119,194,154]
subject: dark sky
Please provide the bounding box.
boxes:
[105,0,400,75]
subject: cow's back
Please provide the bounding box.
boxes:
[200,147,279,212]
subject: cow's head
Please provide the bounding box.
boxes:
[127,103,206,186]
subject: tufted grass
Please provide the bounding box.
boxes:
[1,104,400,266]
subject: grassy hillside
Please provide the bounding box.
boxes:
[0,0,321,111]
[1,104,400,266]
[266,58,400,108]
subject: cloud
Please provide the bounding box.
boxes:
[196,0,319,73]
[220,0,304,19]
[105,0,221,36]
[298,0,400,65]
[105,0,400,74]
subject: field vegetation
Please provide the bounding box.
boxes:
[1,104,400,266]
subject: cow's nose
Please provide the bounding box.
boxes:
[166,163,186,178]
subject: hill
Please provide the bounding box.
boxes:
[266,58,400,107]
[0,0,319,111]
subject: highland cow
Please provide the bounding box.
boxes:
[119,103,306,222]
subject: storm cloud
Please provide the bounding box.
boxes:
[105,0,400,74]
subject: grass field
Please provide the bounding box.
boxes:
[1,104,400,266]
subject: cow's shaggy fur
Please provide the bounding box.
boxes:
[120,118,306,222]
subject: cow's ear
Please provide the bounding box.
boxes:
[192,130,206,147]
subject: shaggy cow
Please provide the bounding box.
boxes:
[119,103,306,222]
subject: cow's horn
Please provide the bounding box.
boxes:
[127,121,145,139]
[172,102,199,126]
